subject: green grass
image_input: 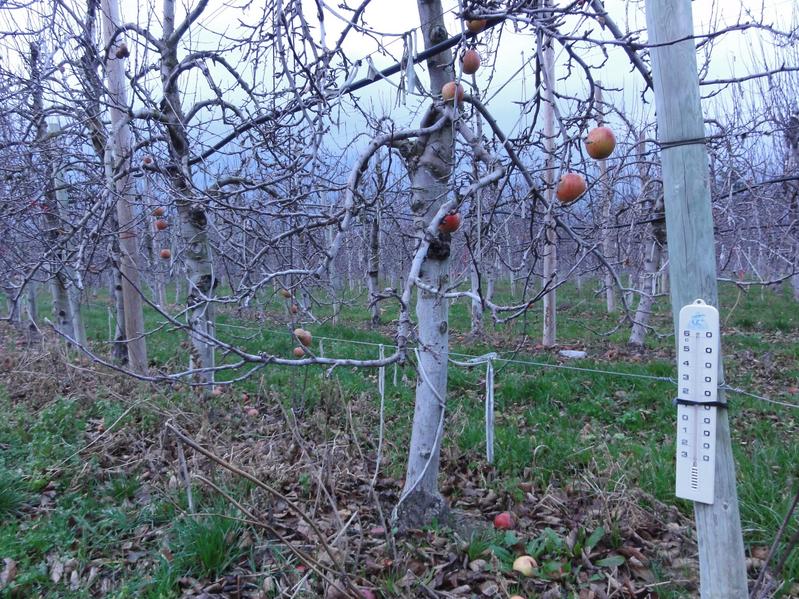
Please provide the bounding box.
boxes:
[0,278,797,596]
[170,510,246,580]
[0,465,28,517]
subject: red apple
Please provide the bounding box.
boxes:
[441,81,465,104]
[245,407,259,417]
[584,126,616,160]
[493,511,513,530]
[293,328,312,347]
[293,346,305,358]
[115,43,129,59]
[461,49,481,75]
[143,155,153,165]
[159,248,171,259]
[555,173,587,204]
[290,304,299,314]
[152,206,165,216]
[439,212,462,233]
[466,19,487,33]
[154,219,168,231]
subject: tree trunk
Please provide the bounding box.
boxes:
[367,212,381,326]
[790,146,799,300]
[159,0,216,387]
[53,166,88,348]
[101,0,148,373]
[595,86,616,313]
[629,135,666,347]
[30,43,74,342]
[394,0,455,531]
[25,283,39,340]
[3,282,21,325]
[469,122,486,337]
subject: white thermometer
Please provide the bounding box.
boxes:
[675,299,721,505]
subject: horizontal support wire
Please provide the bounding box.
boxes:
[81,301,799,411]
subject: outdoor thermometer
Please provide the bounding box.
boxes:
[675,299,720,504]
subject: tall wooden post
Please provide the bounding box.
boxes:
[645,2,747,596]
[101,0,149,374]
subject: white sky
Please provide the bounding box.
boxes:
[0,0,795,168]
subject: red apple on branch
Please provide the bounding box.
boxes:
[466,19,487,33]
[159,248,171,259]
[441,81,465,104]
[155,220,168,231]
[294,328,313,347]
[584,126,616,159]
[555,173,587,204]
[439,212,462,233]
[461,49,481,75]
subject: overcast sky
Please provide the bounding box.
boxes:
[1,0,795,176]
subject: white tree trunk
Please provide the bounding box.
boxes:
[395,0,455,531]
[25,283,39,339]
[629,135,666,347]
[159,0,216,387]
[629,225,664,346]
[2,282,21,324]
[470,262,483,336]
[30,44,74,342]
[595,86,616,313]
[366,213,381,325]
[101,0,148,373]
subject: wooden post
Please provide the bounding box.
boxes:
[644,2,747,596]
[541,1,557,348]
[101,0,149,374]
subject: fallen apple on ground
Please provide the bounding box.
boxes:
[493,511,513,529]
[512,554,537,577]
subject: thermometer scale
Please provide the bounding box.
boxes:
[675,299,721,504]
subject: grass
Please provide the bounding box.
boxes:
[0,278,797,596]
[170,510,246,580]
[0,465,28,517]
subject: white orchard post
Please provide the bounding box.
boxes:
[644,1,747,597]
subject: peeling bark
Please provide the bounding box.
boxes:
[395,0,456,532]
